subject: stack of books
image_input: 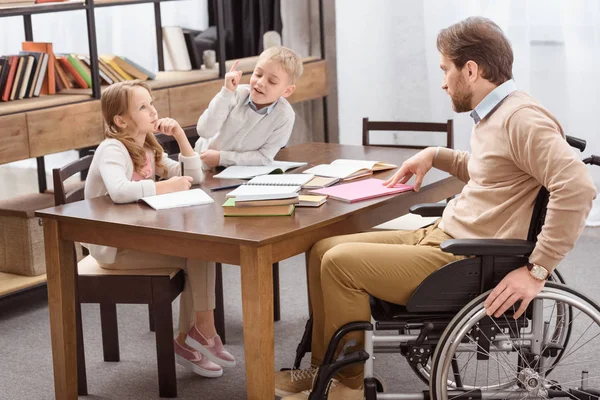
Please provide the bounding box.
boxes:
[222,184,301,217]
[0,41,156,102]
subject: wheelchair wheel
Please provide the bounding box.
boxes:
[429,283,600,399]
[408,270,570,387]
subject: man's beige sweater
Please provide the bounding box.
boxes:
[435,91,597,272]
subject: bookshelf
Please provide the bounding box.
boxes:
[0,0,330,302]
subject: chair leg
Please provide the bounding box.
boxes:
[273,262,281,322]
[76,299,88,395]
[148,304,155,332]
[99,303,120,362]
[214,262,226,344]
[152,278,177,398]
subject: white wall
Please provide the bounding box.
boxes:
[335,0,600,225]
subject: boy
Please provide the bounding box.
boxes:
[195,46,303,169]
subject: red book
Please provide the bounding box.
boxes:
[22,41,55,95]
[1,56,19,102]
[57,56,88,89]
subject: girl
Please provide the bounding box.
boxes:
[83,80,235,378]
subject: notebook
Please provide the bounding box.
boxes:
[223,198,295,217]
[246,174,314,187]
[213,161,308,179]
[303,176,340,189]
[226,184,301,202]
[297,195,327,207]
[303,159,397,180]
[141,188,214,210]
[309,178,413,203]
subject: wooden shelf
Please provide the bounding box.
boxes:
[0,93,92,116]
[0,0,84,17]
[0,58,328,164]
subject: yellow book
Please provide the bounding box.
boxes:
[100,55,133,80]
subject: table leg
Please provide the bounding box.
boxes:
[240,245,275,399]
[43,219,78,399]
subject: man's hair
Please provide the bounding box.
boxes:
[437,17,513,85]
[258,46,304,83]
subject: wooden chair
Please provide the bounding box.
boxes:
[52,155,184,398]
[362,118,454,231]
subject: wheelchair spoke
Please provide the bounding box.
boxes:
[549,323,598,368]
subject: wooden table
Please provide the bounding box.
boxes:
[36,142,463,399]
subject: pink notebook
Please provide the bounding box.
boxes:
[309,178,414,203]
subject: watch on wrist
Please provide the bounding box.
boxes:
[526,262,549,281]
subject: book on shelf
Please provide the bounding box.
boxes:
[141,188,214,210]
[18,51,45,98]
[17,54,34,100]
[298,195,327,207]
[0,0,35,4]
[22,41,55,95]
[98,57,123,82]
[100,54,133,80]
[309,178,413,203]
[26,52,47,97]
[182,28,203,70]
[66,54,92,87]
[163,26,192,71]
[0,57,10,101]
[213,161,308,179]
[54,56,71,90]
[222,198,295,217]
[303,159,398,180]
[225,184,301,202]
[120,56,156,80]
[57,56,88,88]
[1,56,18,102]
[101,54,148,80]
[10,56,25,101]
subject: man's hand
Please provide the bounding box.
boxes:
[224,60,242,92]
[154,118,185,138]
[484,266,546,319]
[200,150,221,168]
[383,147,436,191]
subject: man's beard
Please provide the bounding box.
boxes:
[451,76,473,113]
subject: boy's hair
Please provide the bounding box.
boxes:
[101,80,166,177]
[258,46,304,83]
[437,16,513,86]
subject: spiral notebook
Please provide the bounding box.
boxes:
[246,174,314,186]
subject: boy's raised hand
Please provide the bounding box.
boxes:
[224,60,242,92]
[154,118,184,138]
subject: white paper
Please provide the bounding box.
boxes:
[141,189,214,210]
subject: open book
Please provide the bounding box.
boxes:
[303,159,397,180]
[213,161,308,180]
[141,188,214,210]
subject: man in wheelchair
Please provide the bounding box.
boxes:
[275,17,600,400]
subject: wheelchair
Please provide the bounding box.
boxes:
[289,135,600,400]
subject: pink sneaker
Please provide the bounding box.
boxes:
[174,339,223,378]
[185,326,237,368]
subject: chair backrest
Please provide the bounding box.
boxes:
[52,155,94,206]
[527,135,586,243]
[362,118,454,150]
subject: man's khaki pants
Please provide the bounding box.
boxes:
[98,250,215,334]
[307,220,462,388]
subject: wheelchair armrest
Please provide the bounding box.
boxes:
[440,238,535,256]
[409,203,446,217]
